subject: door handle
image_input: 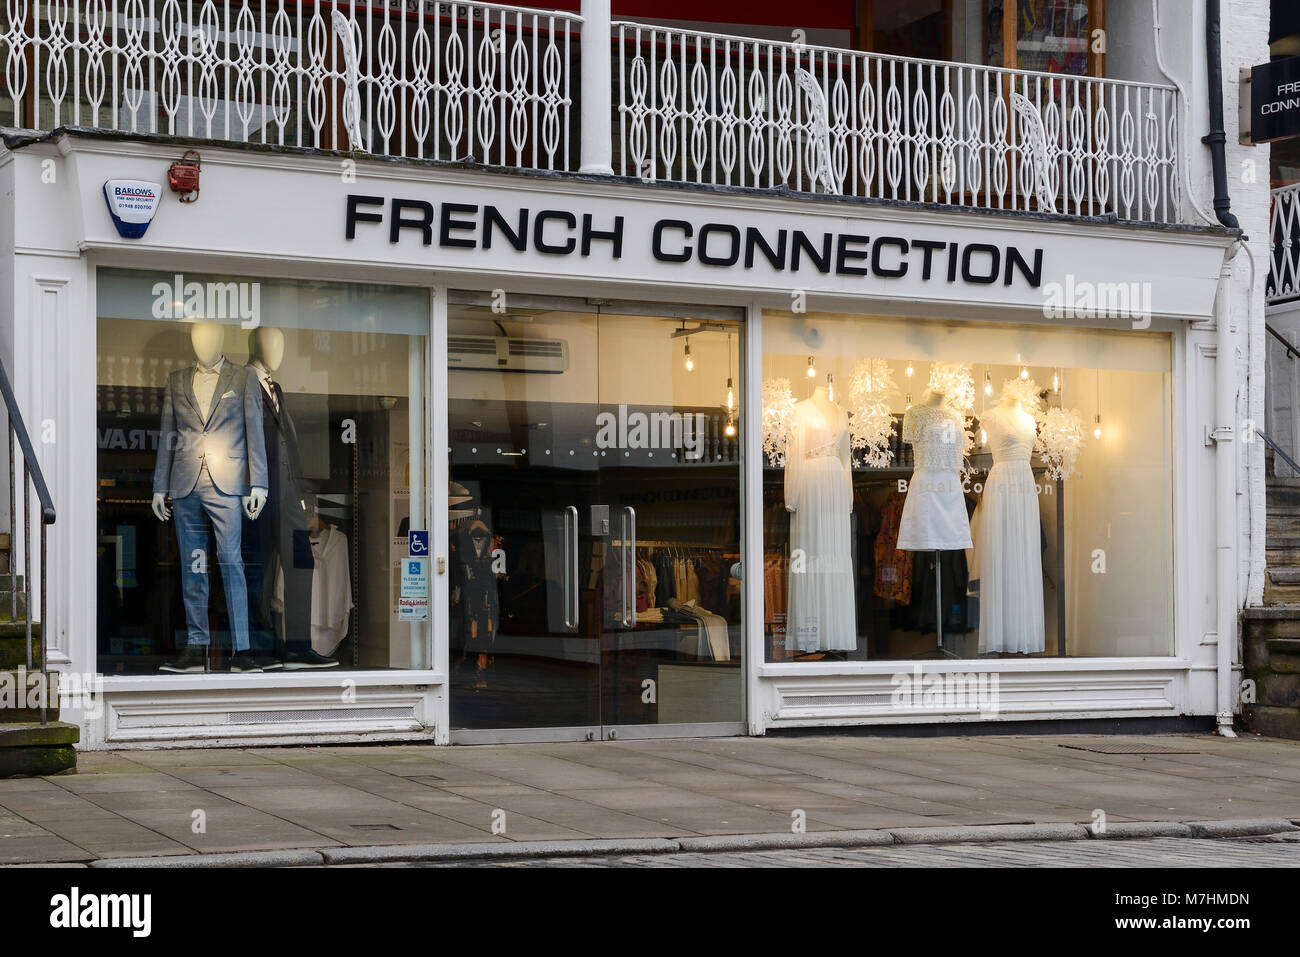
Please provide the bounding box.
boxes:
[563,505,579,632]
[620,506,636,629]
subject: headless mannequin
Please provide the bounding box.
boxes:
[248,326,284,387]
[247,327,335,667]
[808,383,836,411]
[152,323,267,523]
[992,392,1039,440]
[151,320,269,668]
[899,387,970,653]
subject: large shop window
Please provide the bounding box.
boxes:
[95,270,429,676]
[761,311,1173,662]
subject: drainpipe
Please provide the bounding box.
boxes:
[1203,0,1240,230]
[1212,260,1239,738]
[1205,0,1240,736]
[579,0,614,175]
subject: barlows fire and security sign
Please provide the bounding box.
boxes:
[102,180,162,238]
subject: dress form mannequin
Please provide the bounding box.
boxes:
[246,327,337,669]
[152,321,269,673]
[784,384,856,654]
[898,390,971,551]
[977,391,1045,654]
[898,390,971,654]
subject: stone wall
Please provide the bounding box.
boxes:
[1242,608,1300,738]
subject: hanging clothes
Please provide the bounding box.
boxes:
[873,493,914,603]
[273,524,352,656]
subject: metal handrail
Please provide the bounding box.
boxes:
[1258,427,1300,478]
[1267,322,1299,361]
[0,357,55,727]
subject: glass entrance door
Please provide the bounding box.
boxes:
[447,295,744,738]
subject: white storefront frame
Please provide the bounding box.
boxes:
[0,133,1236,748]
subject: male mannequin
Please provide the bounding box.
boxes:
[153,322,268,673]
[247,326,338,669]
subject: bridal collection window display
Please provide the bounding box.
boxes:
[761,311,1174,661]
[95,269,429,675]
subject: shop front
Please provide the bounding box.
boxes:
[2,131,1233,747]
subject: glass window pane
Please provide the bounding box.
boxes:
[95,269,428,675]
[761,309,1173,661]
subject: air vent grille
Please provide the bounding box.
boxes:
[226,706,414,724]
[782,695,878,708]
[508,339,564,358]
[448,336,497,355]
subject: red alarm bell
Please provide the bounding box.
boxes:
[167,150,201,203]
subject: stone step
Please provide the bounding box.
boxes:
[1264,579,1300,604]
[1268,485,1300,508]
[0,623,42,671]
[1270,568,1300,585]
[1244,617,1300,639]
[0,721,78,777]
[0,668,59,722]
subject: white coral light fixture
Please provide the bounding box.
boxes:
[848,359,899,468]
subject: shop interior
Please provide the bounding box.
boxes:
[447,298,744,731]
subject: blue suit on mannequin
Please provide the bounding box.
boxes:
[152,322,269,673]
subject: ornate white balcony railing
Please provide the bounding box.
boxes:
[615,23,1182,224]
[1269,183,1300,305]
[0,0,580,167]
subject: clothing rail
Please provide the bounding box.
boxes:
[0,356,56,726]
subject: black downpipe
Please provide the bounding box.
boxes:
[1203,0,1241,230]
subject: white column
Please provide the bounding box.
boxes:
[579,0,614,175]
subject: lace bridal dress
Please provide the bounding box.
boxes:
[977,399,1045,654]
[785,387,856,652]
[898,397,972,551]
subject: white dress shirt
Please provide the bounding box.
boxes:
[192,355,225,420]
[251,360,280,412]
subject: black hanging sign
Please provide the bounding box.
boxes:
[1246,55,1300,144]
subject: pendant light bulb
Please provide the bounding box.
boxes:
[726,376,734,413]
[807,355,816,378]
[1020,364,1029,380]
[905,361,914,378]
[724,417,736,438]
[1053,369,1060,393]
[905,392,912,411]
[1093,413,1102,440]
[684,339,694,373]
[984,370,993,396]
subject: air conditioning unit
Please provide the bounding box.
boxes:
[447,335,569,374]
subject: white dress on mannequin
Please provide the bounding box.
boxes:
[977,400,1045,654]
[785,387,856,652]
[898,398,973,551]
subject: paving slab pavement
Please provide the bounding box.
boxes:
[2,731,1300,865]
